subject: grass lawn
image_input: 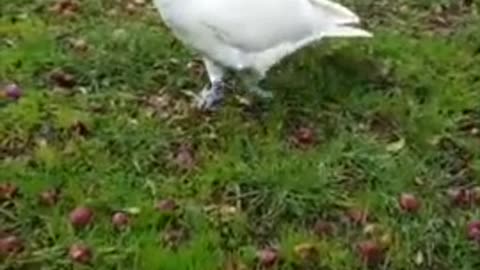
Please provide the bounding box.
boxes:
[1,0,480,269]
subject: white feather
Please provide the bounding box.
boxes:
[153,0,371,73]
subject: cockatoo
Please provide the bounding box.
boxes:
[153,0,372,111]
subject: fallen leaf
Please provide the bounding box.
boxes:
[293,242,318,261]
[414,251,424,266]
[172,143,196,170]
[312,219,335,237]
[379,233,393,248]
[69,38,89,52]
[0,183,18,201]
[346,208,369,225]
[124,207,141,215]
[386,138,405,152]
[363,223,383,236]
[48,68,76,88]
[70,120,90,137]
[39,188,60,206]
[161,227,188,248]
[49,0,80,17]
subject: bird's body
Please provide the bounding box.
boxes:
[153,0,372,110]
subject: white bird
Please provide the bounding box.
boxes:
[153,0,372,111]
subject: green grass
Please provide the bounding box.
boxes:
[1,0,480,269]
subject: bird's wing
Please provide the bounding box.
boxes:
[189,0,316,52]
[189,0,367,53]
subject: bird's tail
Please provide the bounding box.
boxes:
[252,0,372,74]
[309,0,372,38]
[322,25,372,38]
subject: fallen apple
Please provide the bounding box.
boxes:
[0,183,18,201]
[356,240,384,266]
[112,212,130,230]
[447,188,473,207]
[290,126,316,149]
[312,219,335,237]
[472,187,480,204]
[0,235,23,256]
[399,193,420,213]
[467,220,480,242]
[155,199,178,213]
[347,208,369,224]
[3,83,22,100]
[257,247,279,268]
[69,243,92,264]
[69,206,94,228]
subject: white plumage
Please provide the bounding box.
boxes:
[153,0,372,110]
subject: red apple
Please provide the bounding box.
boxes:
[0,235,23,256]
[155,199,178,213]
[257,247,279,268]
[4,83,22,100]
[347,208,368,224]
[447,188,473,207]
[112,212,130,230]
[69,206,94,228]
[290,126,316,149]
[356,240,384,265]
[0,183,18,201]
[69,243,92,264]
[399,193,420,213]
[295,127,315,144]
[312,220,335,237]
[467,221,480,242]
[472,187,480,204]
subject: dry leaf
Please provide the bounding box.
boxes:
[49,68,76,88]
[293,242,318,260]
[414,251,424,265]
[173,143,196,170]
[386,138,405,152]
